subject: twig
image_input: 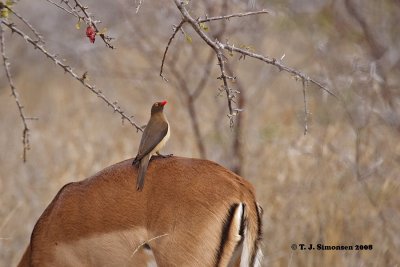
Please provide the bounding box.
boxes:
[0,24,31,162]
[45,0,114,48]
[221,43,337,98]
[130,233,168,257]
[6,6,44,43]
[160,19,186,81]
[302,78,308,135]
[197,10,269,23]
[60,0,81,17]
[135,0,144,14]
[72,0,114,49]
[173,0,237,125]
[1,21,142,132]
[45,0,77,17]
[169,0,336,127]
[216,51,234,125]
[0,201,22,233]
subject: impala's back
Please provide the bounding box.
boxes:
[18,157,263,267]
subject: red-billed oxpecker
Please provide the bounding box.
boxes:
[132,100,170,191]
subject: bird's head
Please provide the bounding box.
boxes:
[151,100,167,115]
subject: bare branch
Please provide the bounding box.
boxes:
[130,233,168,257]
[135,0,144,14]
[160,19,186,81]
[72,0,114,49]
[0,24,32,161]
[173,0,237,125]
[302,78,308,135]
[45,0,77,17]
[226,64,245,176]
[6,6,44,43]
[1,21,142,132]
[197,10,269,23]
[167,1,335,127]
[222,43,337,98]
[216,51,234,124]
[0,201,22,233]
[45,0,114,48]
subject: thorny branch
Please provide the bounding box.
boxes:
[197,10,269,23]
[46,0,114,48]
[163,0,336,127]
[302,78,308,135]
[135,0,144,14]
[45,0,76,17]
[1,20,142,132]
[6,6,44,43]
[72,0,114,48]
[221,43,337,97]
[168,0,239,126]
[216,51,235,126]
[160,19,185,81]
[0,24,33,162]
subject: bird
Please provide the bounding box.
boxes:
[132,100,170,191]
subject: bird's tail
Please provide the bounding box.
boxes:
[137,154,150,191]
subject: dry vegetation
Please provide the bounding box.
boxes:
[1,0,399,266]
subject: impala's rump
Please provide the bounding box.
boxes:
[18,157,263,267]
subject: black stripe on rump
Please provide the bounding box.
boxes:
[215,203,239,267]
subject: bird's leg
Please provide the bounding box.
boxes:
[155,152,173,158]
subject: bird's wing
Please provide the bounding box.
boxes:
[135,118,168,161]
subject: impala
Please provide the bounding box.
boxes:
[18,156,263,267]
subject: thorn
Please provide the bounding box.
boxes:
[81,71,88,81]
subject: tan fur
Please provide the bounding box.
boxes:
[17,157,262,267]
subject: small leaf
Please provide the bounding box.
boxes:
[75,21,81,30]
[6,0,13,6]
[239,44,255,52]
[199,22,209,32]
[0,8,8,19]
[185,34,192,44]
[98,28,107,35]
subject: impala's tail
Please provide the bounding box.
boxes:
[241,202,263,267]
[217,202,263,267]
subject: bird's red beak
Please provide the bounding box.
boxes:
[160,100,167,106]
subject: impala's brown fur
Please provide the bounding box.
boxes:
[18,157,262,267]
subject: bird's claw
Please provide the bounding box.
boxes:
[156,153,173,159]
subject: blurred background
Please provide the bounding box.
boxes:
[1,0,399,266]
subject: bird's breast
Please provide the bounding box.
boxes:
[150,123,170,156]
